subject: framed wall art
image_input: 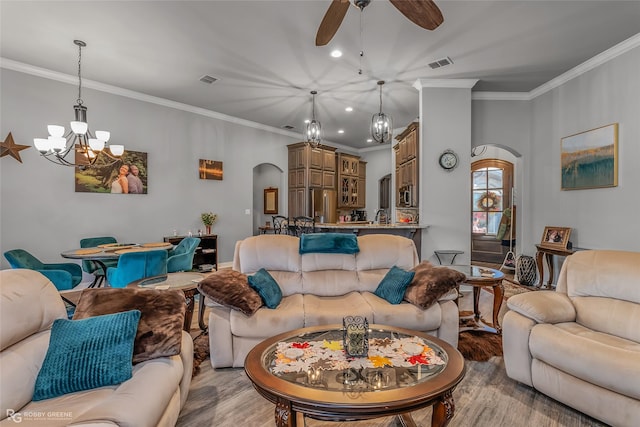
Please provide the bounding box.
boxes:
[561,123,618,190]
[75,149,148,194]
[264,187,278,214]
[199,159,223,180]
[540,226,572,249]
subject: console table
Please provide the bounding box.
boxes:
[535,244,575,289]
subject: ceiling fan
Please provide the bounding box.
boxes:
[316,0,444,46]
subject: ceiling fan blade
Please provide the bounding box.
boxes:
[316,0,350,46]
[389,0,444,31]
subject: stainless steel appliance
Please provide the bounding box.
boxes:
[310,189,337,223]
[398,185,413,207]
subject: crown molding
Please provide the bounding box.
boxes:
[473,33,640,101]
[472,92,530,101]
[413,79,479,90]
[0,57,344,146]
[4,32,639,153]
[528,32,640,99]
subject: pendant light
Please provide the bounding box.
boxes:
[33,40,124,167]
[371,80,393,144]
[306,90,322,148]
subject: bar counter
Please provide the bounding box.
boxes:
[314,222,428,258]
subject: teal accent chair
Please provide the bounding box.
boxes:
[106,249,168,288]
[167,237,200,273]
[3,249,83,291]
[80,236,118,288]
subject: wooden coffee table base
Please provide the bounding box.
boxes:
[246,325,464,427]
[266,389,456,427]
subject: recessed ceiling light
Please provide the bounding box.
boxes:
[367,138,373,143]
[345,107,353,112]
[304,119,310,124]
[338,130,344,134]
[331,50,342,58]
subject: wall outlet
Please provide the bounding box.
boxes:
[245,209,251,215]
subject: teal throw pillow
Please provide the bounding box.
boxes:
[248,268,282,309]
[33,310,141,401]
[374,266,416,304]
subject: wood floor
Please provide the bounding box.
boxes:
[177,357,605,427]
[178,277,606,427]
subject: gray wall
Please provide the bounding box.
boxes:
[472,45,640,258]
[0,69,298,270]
[2,44,639,275]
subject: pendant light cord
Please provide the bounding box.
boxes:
[358,9,364,75]
[379,83,383,114]
[77,42,83,105]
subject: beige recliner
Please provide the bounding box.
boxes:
[502,250,640,427]
[0,269,193,427]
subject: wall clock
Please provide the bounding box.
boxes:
[438,149,458,171]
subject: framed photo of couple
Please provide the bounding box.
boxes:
[540,226,572,249]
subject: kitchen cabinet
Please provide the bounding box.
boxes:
[163,235,217,271]
[310,148,323,169]
[395,122,419,208]
[337,154,365,208]
[287,143,337,217]
[323,150,336,172]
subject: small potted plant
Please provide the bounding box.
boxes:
[201,212,218,235]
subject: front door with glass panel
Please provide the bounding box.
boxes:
[471,160,513,263]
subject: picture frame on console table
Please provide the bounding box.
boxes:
[540,226,572,249]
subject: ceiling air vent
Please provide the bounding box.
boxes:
[428,57,453,69]
[199,75,218,84]
[281,125,295,130]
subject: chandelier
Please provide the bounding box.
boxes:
[33,40,124,167]
[305,90,322,148]
[371,80,393,144]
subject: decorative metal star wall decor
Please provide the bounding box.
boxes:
[1,132,30,163]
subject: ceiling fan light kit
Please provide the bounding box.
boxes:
[306,90,322,148]
[371,81,393,144]
[33,40,124,168]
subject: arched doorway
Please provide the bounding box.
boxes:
[252,163,284,235]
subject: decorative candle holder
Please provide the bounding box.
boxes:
[343,316,369,357]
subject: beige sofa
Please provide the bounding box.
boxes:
[0,269,193,427]
[206,234,460,368]
[503,250,640,427]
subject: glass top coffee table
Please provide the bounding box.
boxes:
[245,324,465,427]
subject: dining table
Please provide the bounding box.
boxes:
[60,242,174,288]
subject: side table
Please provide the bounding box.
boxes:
[129,271,205,332]
[450,265,505,334]
[534,244,575,289]
[434,250,464,265]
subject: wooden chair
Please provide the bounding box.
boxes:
[292,216,315,236]
[271,215,289,235]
